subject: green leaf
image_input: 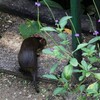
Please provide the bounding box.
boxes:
[60,40,69,45]
[73,69,81,73]
[40,0,63,9]
[43,74,58,80]
[81,60,88,70]
[60,73,68,83]
[59,16,72,29]
[77,96,86,100]
[88,36,100,44]
[87,64,92,70]
[79,85,86,93]
[70,58,78,67]
[75,43,88,51]
[86,82,98,94]
[81,47,89,52]
[50,63,58,73]
[63,64,73,80]
[91,68,97,71]
[94,73,100,80]
[86,72,91,77]
[79,75,85,81]
[77,43,88,50]
[88,57,99,64]
[53,87,66,95]
[58,45,66,52]
[90,45,96,51]
[40,27,57,32]
[58,33,67,40]
[19,21,40,38]
[42,48,53,55]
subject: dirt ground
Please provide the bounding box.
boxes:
[0,73,65,100]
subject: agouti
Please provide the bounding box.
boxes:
[18,36,46,93]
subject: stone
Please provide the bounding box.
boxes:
[0,0,96,32]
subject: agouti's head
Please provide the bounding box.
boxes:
[33,35,47,52]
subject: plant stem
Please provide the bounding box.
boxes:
[36,0,41,29]
[93,0,100,19]
[65,12,80,44]
[45,31,73,58]
[65,12,77,34]
[43,0,55,21]
[87,13,95,32]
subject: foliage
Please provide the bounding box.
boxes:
[19,0,100,99]
[40,0,63,9]
[42,16,100,99]
[19,20,40,39]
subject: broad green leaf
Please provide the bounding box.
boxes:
[58,45,66,52]
[53,46,66,51]
[59,16,72,29]
[90,45,96,51]
[53,87,66,95]
[42,48,53,55]
[53,49,60,56]
[88,57,100,64]
[89,36,100,44]
[86,72,91,77]
[81,60,88,70]
[61,73,68,83]
[53,46,59,50]
[50,63,58,73]
[91,68,97,71]
[86,82,98,94]
[81,47,89,52]
[87,64,92,70]
[40,27,57,32]
[60,40,69,45]
[58,33,67,40]
[43,74,58,80]
[79,75,85,81]
[53,46,67,55]
[63,64,73,80]
[70,58,78,67]
[73,69,81,73]
[75,43,88,52]
[77,96,86,100]
[19,21,40,38]
[41,0,63,9]
[94,73,100,80]
[79,85,86,93]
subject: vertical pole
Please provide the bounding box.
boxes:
[94,0,100,33]
[70,0,82,81]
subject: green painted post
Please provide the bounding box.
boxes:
[70,0,82,81]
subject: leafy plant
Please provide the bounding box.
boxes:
[42,17,100,99]
[19,0,100,99]
[19,20,40,38]
[40,0,63,9]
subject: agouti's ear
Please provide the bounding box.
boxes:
[40,39,47,46]
[33,34,40,37]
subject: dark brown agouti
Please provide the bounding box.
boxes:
[18,36,46,93]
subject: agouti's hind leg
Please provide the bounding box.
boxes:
[19,67,31,77]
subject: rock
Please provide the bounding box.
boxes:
[0,0,96,33]
[0,0,66,25]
